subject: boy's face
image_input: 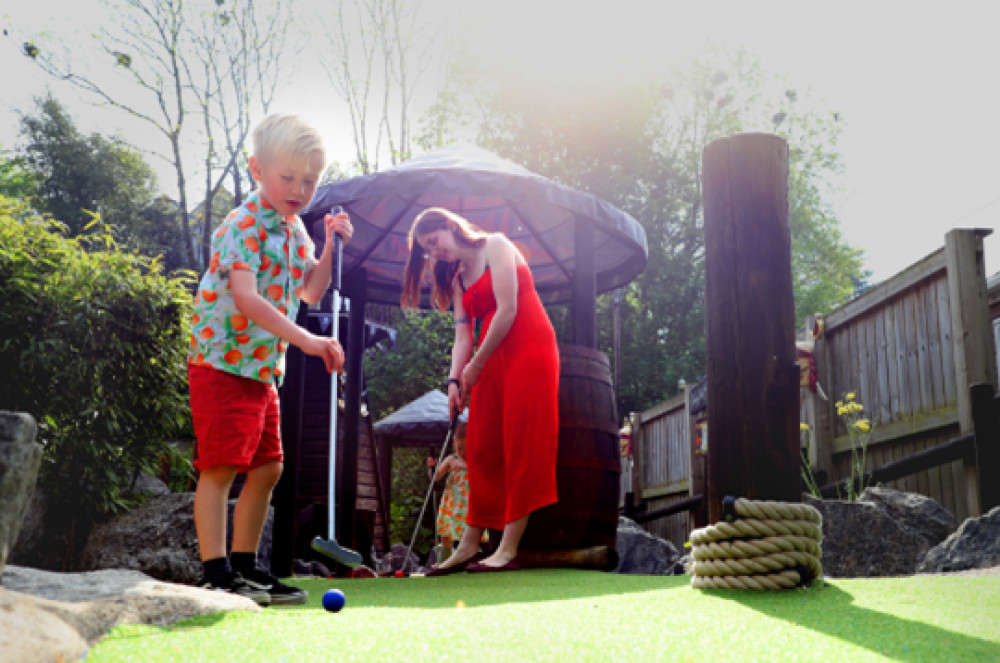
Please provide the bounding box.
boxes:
[249,150,325,218]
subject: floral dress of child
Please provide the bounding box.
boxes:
[437,462,472,542]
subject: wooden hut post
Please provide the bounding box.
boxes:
[573,220,597,348]
[944,228,996,517]
[971,383,1000,513]
[702,133,801,524]
[271,308,309,576]
[339,269,368,559]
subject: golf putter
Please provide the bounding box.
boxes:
[311,205,363,568]
[401,411,461,574]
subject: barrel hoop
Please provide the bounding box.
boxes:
[538,506,620,525]
[557,455,621,473]
[559,418,621,436]
[558,369,614,386]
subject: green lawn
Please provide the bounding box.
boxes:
[87,570,1000,662]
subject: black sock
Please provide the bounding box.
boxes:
[203,557,231,582]
[230,551,257,574]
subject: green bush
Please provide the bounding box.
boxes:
[0,196,195,555]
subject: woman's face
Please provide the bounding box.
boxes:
[417,225,457,263]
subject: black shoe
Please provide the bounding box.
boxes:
[240,567,309,606]
[198,571,271,606]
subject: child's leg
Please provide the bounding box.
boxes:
[194,464,239,562]
[231,460,282,553]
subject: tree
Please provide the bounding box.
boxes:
[321,0,440,173]
[18,95,157,238]
[20,0,296,270]
[419,46,868,415]
[0,149,41,202]
[186,0,295,266]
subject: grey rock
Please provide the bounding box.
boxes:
[80,492,273,584]
[1,564,259,663]
[862,486,958,545]
[919,505,1000,573]
[390,543,423,573]
[614,516,682,575]
[805,487,957,577]
[8,488,46,566]
[0,411,43,575]
[131,472,171,497]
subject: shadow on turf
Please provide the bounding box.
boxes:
[709,581,1000,661]
[292,569,690,609]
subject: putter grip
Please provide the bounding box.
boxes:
[331,205,344,292]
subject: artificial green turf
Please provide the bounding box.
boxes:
[87,570,1000,662]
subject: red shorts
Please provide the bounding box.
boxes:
[188,363,283,472]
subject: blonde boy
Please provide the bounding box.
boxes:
[188,114,352,605]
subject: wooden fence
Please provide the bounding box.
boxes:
[807,229,996,521]
[624,392,695,550]
[624,228,997,547]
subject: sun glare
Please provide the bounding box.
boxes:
[465,1,707,92]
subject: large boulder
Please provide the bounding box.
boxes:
[79,492,273,585]
[918,505,1000,573]
[613,517,683,575]
[0,412,43,575]
[10,473,171,572]
[806,487,958,577]
[1,564,259,663]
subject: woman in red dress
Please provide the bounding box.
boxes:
[402,207,559,572]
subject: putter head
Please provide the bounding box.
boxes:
[311,536,363,568]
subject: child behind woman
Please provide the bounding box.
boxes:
[428,422,483,562]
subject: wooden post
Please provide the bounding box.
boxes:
[685,383,707,529]
[271,307,309,575]
[971,383,1000,513]
[630,411,644,512]
[702,133,800,524]
[572,221,597,348]
[339,269,368,562]
[944,228,995,517]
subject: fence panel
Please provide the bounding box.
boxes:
[813,229,995,518]
[632,393,690,550]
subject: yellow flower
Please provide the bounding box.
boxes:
[837,406,847,416]
[835,400,844,409]
[846,392,856,401]
[800,422,811,431]
[853,419,871,432]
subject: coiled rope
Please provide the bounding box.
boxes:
[689,497,823,590]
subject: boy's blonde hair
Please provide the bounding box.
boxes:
[252,114,326,167]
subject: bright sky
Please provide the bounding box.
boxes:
[2,0,998,283]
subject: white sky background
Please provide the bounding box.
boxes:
[2,0,998,283]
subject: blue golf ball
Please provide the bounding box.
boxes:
[322,588,346,612]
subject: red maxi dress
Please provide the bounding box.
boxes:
[461,264,559,530]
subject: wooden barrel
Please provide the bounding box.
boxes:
[520,344,621,551]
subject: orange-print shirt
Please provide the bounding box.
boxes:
[188,191,317,386]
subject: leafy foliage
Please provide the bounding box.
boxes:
[0,148,41,201]
[418,46,868,416]
[0,197,195,565]
[365,308,454,551]
[365,309,454,422]
[18,95,158,239]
